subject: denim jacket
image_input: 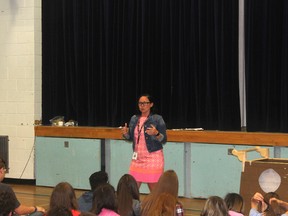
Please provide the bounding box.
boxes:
[123,114,167,153]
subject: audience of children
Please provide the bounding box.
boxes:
[224,193,244,216]
[79,212,97,216]
[0,158,46,216]
[46,182,81,216]
[0,190,17,216]
[264,192,280,204]
[140,169,184,215]
[269,196,288,216]
[6,161,288,216]
[200,196,229,216]
[116,174,141,216]
[249,192,288,216]
[90,183,120,216]
[264,192,284,216]
[77,171,108,212]
[46,207,73,216]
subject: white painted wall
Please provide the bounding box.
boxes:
[0,0,41,179]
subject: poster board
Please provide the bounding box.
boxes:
[240,159,288,215]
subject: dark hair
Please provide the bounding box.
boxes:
[224,193,244,213]
[116,174,139,216]
[79,212,97,216]
[0,158,6,169]
[46,207,73,216]
[91,183,118,215]
[49,182,78,210]
[264,192,283,216]
[264,192,280,204]
[89,171,108,191]
[0,190,16,216]
[136,93,157,114]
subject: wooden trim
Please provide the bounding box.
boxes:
[167,130,288,146]
[34,126,288,146]
[35,126,122,139]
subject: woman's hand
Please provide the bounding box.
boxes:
[146,124,159,136]
[121,123,129,135]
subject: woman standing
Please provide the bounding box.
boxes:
[122,94,167,192]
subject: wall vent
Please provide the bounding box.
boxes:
[0,136,9,172]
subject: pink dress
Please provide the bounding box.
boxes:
[129,116,164,183]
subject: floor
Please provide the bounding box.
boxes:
[11,184,206,216]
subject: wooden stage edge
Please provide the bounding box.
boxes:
[35,126,288,147]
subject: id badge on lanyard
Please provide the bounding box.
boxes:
[133,118,146,160]
[132,152,138,160]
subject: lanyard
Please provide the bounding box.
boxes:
[137,122,145,144]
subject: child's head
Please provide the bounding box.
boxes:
[224,193,244,213]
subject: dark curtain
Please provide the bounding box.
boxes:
[245,0,288,132]
[42,0,240,130]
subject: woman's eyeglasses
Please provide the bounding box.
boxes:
[138,102,151,106]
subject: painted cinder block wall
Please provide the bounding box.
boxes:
[0,0,41,179]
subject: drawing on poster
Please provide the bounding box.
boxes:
[258,168,281,193]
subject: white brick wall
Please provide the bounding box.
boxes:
[0,0,41,179]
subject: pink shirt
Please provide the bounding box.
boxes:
[98,208,120,216]
[228,210,244,216]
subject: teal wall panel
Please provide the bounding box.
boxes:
[107,140,132,190]
[34,136,280,198]
[189,144,275,198]
[35,137,101,189]
[190,143,242,198]
[163,142,185,196]
[276,147,288,158]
